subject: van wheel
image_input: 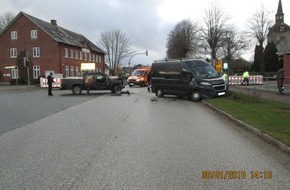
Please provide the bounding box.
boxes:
[156,89,164,98]
[190,91,201,102]
[72,85,82,95]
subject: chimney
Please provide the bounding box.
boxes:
[51,19,57,26]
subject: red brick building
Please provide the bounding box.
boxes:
[0,12,105,83]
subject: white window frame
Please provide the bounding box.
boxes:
[75,50,78,59]
[70,66,74,77]
[70,49,74,58]
[75,66,79,76]
[92,54,95,62]
[84,53,87,60]
[11,31,17,40]
[33,65,40,79]
[65,48,68,58]
[79,51,82,60]
[65,66,69,77]
[31,30,38,39]
[10,48,17,58]
[33,47,40,57]
[89,54,91,61]
[11,67,19,79]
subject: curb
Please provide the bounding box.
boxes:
[202,100,290,156]
[0,85,40,91]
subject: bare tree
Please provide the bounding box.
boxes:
[166,19,199,59]
[0,11,15,32]
[98,30,133,75]
[198,2,230,64]
[246,5,273,72]
[247,5,273,47]
[219,28,249,62]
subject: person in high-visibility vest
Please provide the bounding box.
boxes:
[222,72,228,81]
[242,70,249,85]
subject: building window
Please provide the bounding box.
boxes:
[65,66,69,77]
[92,54,95,62]
[33,47,40,57]
[11,67,19,79]
[70,49,74,58]
[84,53,87,60]
[89,54,91,61]
[79,51,82,60]
[11,31,17,40]
[75,66,79,76]
[65,48,68,58]
[70,66,74,77]
[96,55,98,62]
[75,50,78,59]
[33,65,40,79]
[31,30,38,39]
[99,55,102,63]
[10,48,17,58]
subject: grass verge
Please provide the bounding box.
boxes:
[205,91,290,146]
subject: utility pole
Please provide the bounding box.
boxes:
[128,50,148,74]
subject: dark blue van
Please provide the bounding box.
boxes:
[150,59,226,101]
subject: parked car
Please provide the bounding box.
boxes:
[151,59,226,101]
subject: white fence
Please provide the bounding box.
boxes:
[40,77,61,88]
[228,75,263,85]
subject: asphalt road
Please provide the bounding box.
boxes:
[0,88,98,135]
[0,87,289,190]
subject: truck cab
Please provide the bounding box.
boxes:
[127,67,151,87]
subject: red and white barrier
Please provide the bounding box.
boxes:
[40,77,61,88]
[228,75,263,85]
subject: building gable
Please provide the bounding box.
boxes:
[268,0,290,54]
[1,11,104,54]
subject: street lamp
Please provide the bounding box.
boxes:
[128,50,148,74]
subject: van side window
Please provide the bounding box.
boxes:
[182,72,192,81]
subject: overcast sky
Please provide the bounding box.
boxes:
[1,0,290,66]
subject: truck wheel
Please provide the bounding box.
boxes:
[113,84,122,95]
[190,91,201,102]
[156,88,164,98]
[72,85,82,95]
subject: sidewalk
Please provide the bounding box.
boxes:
[228,81,290,105]
[0,84,41,91]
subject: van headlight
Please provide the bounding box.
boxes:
[200,81,211,86]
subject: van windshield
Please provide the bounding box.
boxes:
[185,60,219,79]
[131,70,144,76]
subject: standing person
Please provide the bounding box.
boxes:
[147,71,151,92]
[242,70,249,85]
[47,73,54,96]
[85,74,93,95]
[276,67,285,95]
